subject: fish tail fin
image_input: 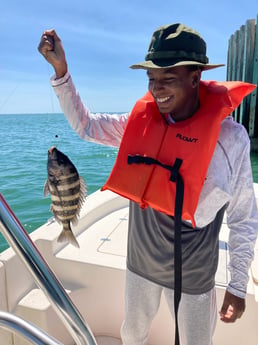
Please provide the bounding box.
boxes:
[57,227,80,248]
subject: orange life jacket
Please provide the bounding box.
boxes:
[102,80,255,227]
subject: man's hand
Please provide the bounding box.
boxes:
[219,290,246,323]
[38,29,68,79]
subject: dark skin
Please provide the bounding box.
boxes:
[147,66,201,121]
[38,29,68,78]
[38,28,246,323]
[220,290,245,322]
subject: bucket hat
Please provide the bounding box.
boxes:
[130,23,224,71]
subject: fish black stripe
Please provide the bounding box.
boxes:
[52,198,80,207]
[54,175,79,185]
[50,186,81,197]
[49,179,80,190]
[51,194,80,202]
[54,209,78,217]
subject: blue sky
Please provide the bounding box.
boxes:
[0,0,257,114]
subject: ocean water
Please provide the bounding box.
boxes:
[0,113,258,253]
[0,113,118,252]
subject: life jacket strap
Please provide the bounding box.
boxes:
[174,165,184,345]
[128,155,183,183]
[128,154,183,345]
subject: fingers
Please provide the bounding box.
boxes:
[219,290,245,323]
[219,305,243,323]
[38,29,68,77]
[219,303,229,320]
[40,29,59,40]
[42,29,61,43]
[38,30,57,56]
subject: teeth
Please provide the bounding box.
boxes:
[157,96,170,103]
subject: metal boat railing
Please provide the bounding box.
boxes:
[0,311,62,345]
[0,193,98,345]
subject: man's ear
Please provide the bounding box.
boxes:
[192,70,201,88]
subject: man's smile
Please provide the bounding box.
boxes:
[156,97,171,104]
[156,96,171,103]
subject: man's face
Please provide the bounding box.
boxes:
[147,66,201,121]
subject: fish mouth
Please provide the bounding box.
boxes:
[48,146,57,155]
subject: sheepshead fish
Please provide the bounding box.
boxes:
[44,146,87,248]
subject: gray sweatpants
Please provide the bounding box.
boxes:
[121,269,217,345]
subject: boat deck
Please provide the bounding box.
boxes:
[0,188,258,344]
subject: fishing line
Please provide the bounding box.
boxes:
[45,62,61,149]
[0,84,21,112]
[47,63,56,114]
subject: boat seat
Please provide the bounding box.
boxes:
[14,288,72,345]
[14,288,125,345]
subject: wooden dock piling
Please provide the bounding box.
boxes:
[227,15,258,147]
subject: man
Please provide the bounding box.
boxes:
[38,23,258,345]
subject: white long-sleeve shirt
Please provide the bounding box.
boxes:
[51,72,258,298]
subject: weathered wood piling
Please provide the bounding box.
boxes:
[227,15,258,151]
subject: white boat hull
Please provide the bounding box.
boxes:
[0,186,258,344]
